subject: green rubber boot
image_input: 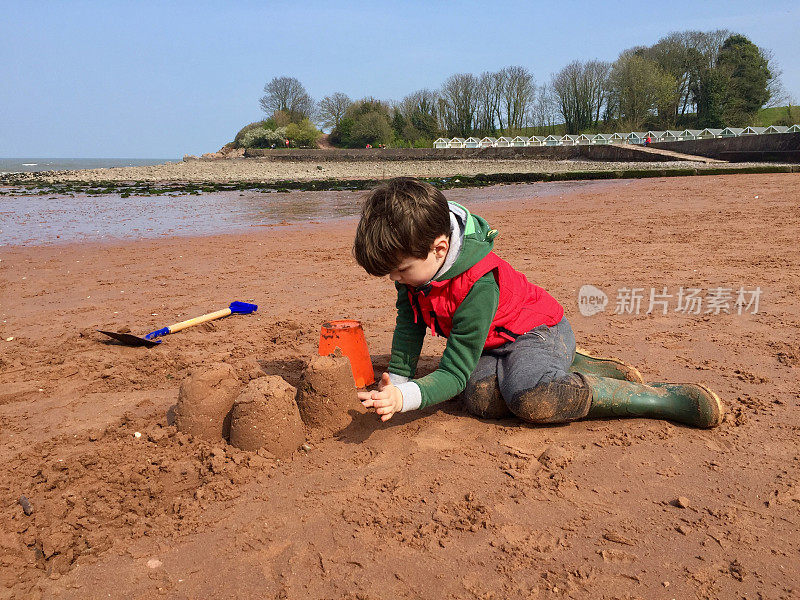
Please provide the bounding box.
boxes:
[583,374,724,428]
[570,347,644,383]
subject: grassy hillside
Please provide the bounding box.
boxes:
[755,105,800,126]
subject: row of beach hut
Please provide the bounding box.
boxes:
[433,125,800,148]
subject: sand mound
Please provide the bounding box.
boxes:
[1,416,269,584]
[173,363,242,442]
[296,354,363,434]
[229,376,304,456]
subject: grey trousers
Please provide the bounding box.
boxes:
[463,317,591,422]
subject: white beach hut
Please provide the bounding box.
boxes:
[609,132,625,144]
[449,137,466,148]
[496,136,514,147]
[464,137,481,148]
[625,132,645,145]
[544,135,561,146]
[479,136,498,148]
[646,131,666,142]
[698,128,723,139]
[433,137,450,149]
[720,127,745,138]
[788,124,800,133]
[592,133,613,145]
[528,136,546,146]
[511,136,530,147]
[560,134,579,146]
[661,130,683,142]
[680,129,702,141]
[576,134,593,145]
[741,126,767,135]
[764,125,789,134]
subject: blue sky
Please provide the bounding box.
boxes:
[1,0,798,158]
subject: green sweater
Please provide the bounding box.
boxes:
[389,203,500,411]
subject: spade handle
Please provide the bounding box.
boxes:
[167,308,232,333]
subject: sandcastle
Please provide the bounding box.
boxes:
[174,352,364,455]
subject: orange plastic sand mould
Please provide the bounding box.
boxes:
[318,319,376,388]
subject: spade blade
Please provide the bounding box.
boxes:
[97,330,161,347]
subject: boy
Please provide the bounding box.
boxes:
[354,177,723,428]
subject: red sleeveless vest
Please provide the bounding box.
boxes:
[407,252,564,349]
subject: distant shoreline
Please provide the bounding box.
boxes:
[2,157,798,192]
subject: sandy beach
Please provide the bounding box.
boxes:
[1,173,799,599]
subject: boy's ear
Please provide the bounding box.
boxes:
[432,234,449,258]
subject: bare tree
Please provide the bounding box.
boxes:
[396,89,440,141]
[552,60,610,134]
[398,89,439,121]
[259,76,314,120]
[500,66,536,132]
[685,29,733,69]
[317,92,352,130]
[475,71,503,135]
[761,48,790,107]
[439,73,479,137]
[587,61,611,126]
[532,83,559,133]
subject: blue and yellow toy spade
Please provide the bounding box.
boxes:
[98,301,257,347]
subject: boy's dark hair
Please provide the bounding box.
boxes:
[353,177,450,276]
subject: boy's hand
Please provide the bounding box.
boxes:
[358,372,403,422]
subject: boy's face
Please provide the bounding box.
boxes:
[388,235,449,288]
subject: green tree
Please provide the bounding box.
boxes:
[391,111,407,139]
[238,126,288,149]
[350,112,393,147]
[694,68,726,128]
[717,34,771,126]
[285,119,322,148]
[607,51,677,130]
[233,120,271,148]
[329,117,354,146]
[330,98,393,147]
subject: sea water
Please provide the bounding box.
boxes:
[0,180,618,246]
[0,158,176,175]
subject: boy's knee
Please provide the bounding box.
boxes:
[505,376,591,423]
[463,375,513,419]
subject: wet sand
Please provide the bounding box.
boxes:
[1,173,799,599]
[2,180,617,246]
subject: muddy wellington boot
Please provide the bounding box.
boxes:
[582,374,724,428]
[570,347,644,382]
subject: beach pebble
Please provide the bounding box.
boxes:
[5,337,13,342]
[133,431,142,438]
[673,496,691,508]
[18,495,34,515]
[146,558,163,569]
